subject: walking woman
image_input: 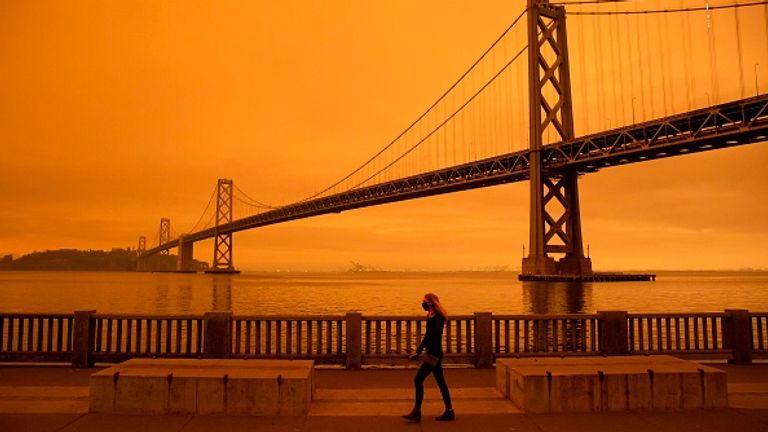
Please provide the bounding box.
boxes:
[402,293,455,422]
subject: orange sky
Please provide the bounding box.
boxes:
[1,0,767,271]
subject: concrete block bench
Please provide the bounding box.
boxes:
[90,359,314,416]
[496,356,727,413]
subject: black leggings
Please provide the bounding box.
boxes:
[413,361,452,410]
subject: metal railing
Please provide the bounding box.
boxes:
[362,315,475,364]
[628,312,728,357]
[1,309,764,367]
[493,314,600,356]
[91,314,204,362]
[751,312,768,355]
[0,313,74,362]
[231,316,345,363]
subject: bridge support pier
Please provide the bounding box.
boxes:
[176,235,196,272]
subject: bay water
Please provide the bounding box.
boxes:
[1,270,766,316]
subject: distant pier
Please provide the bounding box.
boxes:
[204,269,241,274]
[518,272,656,282]
[150,269,241,274]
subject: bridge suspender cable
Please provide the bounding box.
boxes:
[634,2,645,121]
[608,2,622,126]
[347,45,528,191]
[592,11,606,131]
[733,2,746,99]
[299,8,528,202]
[623,5,637,122]
[765,3,768,76]
[662,6,672,116]
[708,2,720,104]
[185,186,217,234]
[681,0,693,111]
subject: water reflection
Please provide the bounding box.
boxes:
[521,281,595,352]
[155,283,169,312]
[178,283,192,313]
[211,275,232,311]
[522,281,592,314]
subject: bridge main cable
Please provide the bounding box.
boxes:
[565,1,768,15]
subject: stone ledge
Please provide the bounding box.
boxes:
[496,356,727,413]
[90,358,314,416]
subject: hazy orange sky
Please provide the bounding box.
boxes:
[1,0,767,271]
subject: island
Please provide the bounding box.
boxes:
[0,248,208,272]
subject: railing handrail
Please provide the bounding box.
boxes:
[93,313,204,320]
[5,311,766,318]
[361,315,475,320]
[493,313,600,320]
[0,312,74,318]
[233,314,346,321]
[628,312,730,318]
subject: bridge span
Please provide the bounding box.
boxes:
[137,0,768,278]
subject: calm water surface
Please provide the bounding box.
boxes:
[0,271,767,315]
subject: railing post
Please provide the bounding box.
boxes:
[204,311,232,359]
[598,311,629,356]
[474,312,493,368]
[724,309,752,365]
[72,310,96,368]
[345,312,362,370]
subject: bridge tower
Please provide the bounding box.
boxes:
[208,178,238,273]
[159,218,171,255]
[521,0,592,277]
[137,236,147,271]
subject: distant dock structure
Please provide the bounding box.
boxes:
[519,272,656,282]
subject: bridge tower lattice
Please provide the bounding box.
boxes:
[521,0,592,276]
[212,179,235,271]
[159,218,171,256]
[136,236,147,271]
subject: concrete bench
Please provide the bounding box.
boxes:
[496,356,727,413]
[90,359,314,416]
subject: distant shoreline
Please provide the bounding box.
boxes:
[1,268,766,274]
[0,248,208,272]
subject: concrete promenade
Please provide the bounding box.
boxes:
[1,362,767,431]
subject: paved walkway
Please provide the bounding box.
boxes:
[0,363,767,431]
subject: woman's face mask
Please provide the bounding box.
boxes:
[421,301,431,311]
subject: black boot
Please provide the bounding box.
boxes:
[435,408,455,421]
[402,407,421,423]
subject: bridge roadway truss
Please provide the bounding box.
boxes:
[142,94,768,257]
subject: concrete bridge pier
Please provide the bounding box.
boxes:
[176,235,196,273]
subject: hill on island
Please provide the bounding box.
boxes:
[0,248,208,272]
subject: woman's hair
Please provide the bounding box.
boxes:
[424,292,448,317]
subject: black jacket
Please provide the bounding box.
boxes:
[417,312,445,358]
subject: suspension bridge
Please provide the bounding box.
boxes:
[136,0,768,279]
